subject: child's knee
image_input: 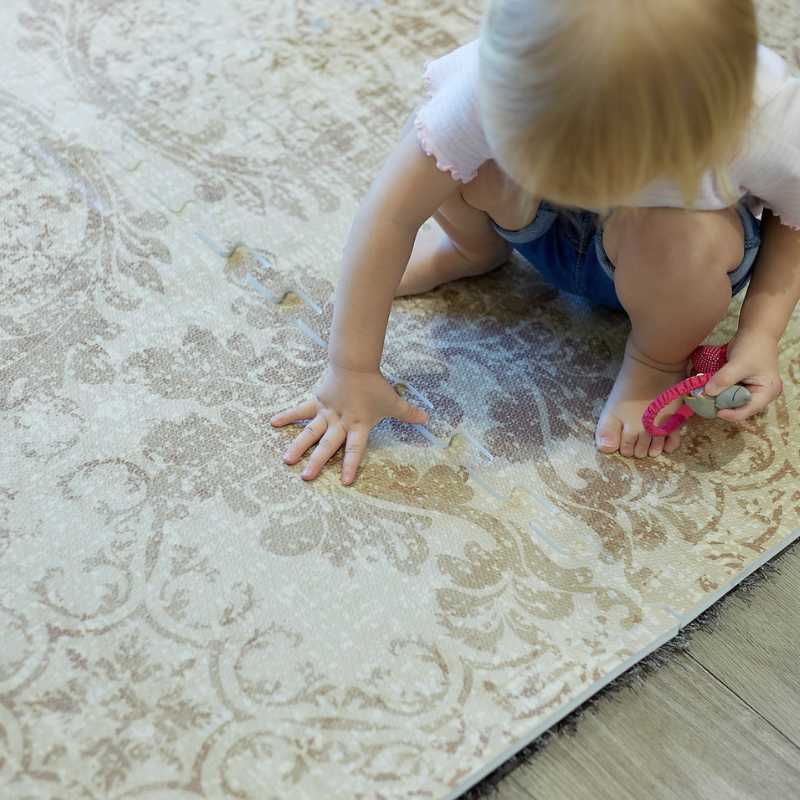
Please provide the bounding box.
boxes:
[605,206,744,281]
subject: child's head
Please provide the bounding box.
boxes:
[478,0,758,211]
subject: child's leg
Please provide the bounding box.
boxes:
[395,186,513,296]
[394,108,519,296]
[597,206,744,457]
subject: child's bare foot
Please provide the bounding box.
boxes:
[395,218,511,297]
[596,335,690,458]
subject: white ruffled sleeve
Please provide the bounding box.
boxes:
[414,39,493,184]
[741,68,800,230]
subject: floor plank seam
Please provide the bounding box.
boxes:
[685,651,800,753]
[460,540,799,799]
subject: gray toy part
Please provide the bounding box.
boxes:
[715,384,751,410]
[684,383,751,418]
[685,394,717,418]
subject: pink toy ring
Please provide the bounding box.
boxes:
[641,343,750,437]
[641,371,713,436]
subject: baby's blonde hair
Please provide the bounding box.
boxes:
[478,0,758,215]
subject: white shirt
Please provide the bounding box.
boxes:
[414,38,800,229]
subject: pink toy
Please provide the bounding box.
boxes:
[642,343,751,437]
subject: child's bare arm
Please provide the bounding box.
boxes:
[271,116,463,484]
[327,119,462,370]
[704,210,800,419]
[736,210,800,341]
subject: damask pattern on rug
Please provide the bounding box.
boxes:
[1,1,799,798]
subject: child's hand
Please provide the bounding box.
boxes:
[703,329,784,422]
[270,362,429,485]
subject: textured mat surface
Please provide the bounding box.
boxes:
[1,1,798,798]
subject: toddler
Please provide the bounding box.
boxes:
[272,0,800,485]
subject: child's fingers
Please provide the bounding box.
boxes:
[342,428,369,485]
[394,396,429,425]
[271,399,319,426]
[716,406,757,423]
[282,414,327,463]
[301,424,346,480]
[703,365,741,397]
[716,390,772,422]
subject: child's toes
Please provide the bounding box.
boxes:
[595,417,622,453]
[648,436,666,457]
[634,431,653,458]
[619,428,638,457]
[664,430,682,453]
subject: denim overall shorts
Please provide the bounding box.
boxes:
[490,200,762,311]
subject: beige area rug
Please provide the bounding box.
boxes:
[1,1,799,798]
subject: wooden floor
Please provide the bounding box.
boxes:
[470,541,800,800]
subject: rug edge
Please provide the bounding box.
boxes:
[446,526,800,800]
